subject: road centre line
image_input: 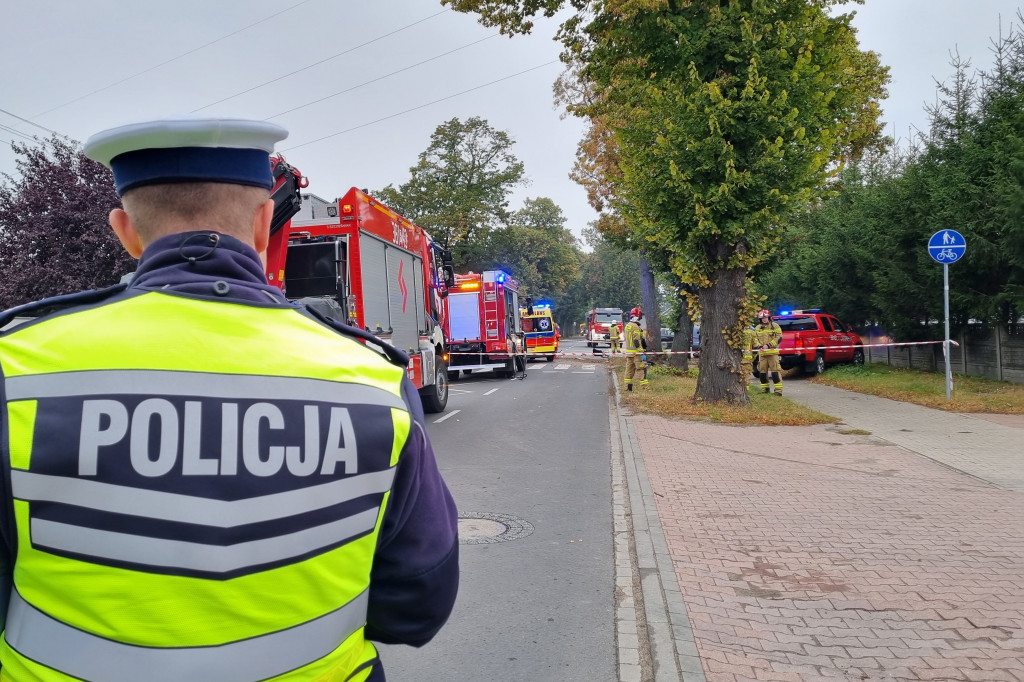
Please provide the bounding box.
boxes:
[433,409,461,424]
[483,388,499,396]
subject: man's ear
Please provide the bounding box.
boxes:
[253,198,274,256]
[109,208,144,258]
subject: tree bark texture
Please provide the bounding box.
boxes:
[639,255,660,352]
[669,302,692,371]
[695,265,750,404]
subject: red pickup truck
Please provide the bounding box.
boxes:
[772,310,865,374]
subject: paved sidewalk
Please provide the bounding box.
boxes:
[783,381,1024,492]
[622,387,1024,681]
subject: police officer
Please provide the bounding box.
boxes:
[608,320,621,353]
[624,307,649,391]
[0,118,459,682]
[754,308,784,395]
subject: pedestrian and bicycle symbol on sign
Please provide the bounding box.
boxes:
[928,229,967,263]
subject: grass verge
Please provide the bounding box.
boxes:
[614,361,838,426]
[811,363,1024,414]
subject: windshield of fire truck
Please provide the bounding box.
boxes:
[594,313,620,325]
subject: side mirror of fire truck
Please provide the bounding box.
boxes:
[443,265,456,290]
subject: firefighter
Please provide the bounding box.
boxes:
[609,320,622,353]
[740,324,755,390]
[624,307,649,391]
[0,118,459,682]
[754,308,784,395]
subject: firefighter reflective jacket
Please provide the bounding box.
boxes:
[753,322,783,355]
[0,284,415,681]
[608,324,620,340]
[625,321,644,353]
[742,327,755,360]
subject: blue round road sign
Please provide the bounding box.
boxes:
[928,229,967,264]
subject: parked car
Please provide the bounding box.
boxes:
[660,327,673,347]
[771,310,864,374]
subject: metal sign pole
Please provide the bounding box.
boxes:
[944,262,952,401]
[928,229,964,402]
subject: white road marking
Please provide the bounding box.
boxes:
[433,409,461,423]
[483,388,499,396]
[554,364,570,370]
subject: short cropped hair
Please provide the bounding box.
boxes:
[121,182,270,243]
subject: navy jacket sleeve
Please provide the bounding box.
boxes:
[364,376,459,646]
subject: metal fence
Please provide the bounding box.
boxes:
[863,324,1024,385]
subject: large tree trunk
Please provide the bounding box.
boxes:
[695,265,750,404]
[639,255,660,352]
[668,300,692,371]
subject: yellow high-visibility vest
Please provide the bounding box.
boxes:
[0,290,411,681]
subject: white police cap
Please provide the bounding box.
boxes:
[84,117,288,195]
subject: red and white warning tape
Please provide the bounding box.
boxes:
[445,338,958,359]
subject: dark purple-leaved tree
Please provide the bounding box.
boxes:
[0,135,134,309]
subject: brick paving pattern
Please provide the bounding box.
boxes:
[634,417,1024,681]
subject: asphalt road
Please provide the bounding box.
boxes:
[378,341,616,681]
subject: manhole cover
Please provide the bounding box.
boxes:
[458,512,534,545]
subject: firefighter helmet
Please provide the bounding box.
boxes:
[757,308,771,318]
[630,307,643,319]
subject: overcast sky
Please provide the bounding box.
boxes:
[0,1,1017,243]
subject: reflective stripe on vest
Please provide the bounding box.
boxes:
[13,468,394,574]
[0,291,410,680]
[5,587,368,682]
[5,369,406,408]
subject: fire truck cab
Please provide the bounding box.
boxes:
[585,307,625,349]
[265,186,455,413]
[444,270,524,378]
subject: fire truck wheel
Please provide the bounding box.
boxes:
[420,363,449,414]
[811,350,827,372]
[546,353,555,362]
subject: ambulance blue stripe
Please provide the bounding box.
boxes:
[5,588,369,682]
[30,507,381,574]
[12,468,395,527]
[4,370,405,409]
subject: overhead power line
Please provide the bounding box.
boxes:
[0,108,60,136]
[282,60,560,152]
[0,122,36,142]
[31,0,320,118]
[265,33,499,119]
[191,9,451,112]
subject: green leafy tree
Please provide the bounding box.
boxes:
[0,136,135,309]
[480,197,581,299]
[374,116,526,266]
[447,0,889,403]
[759,26,1024,341]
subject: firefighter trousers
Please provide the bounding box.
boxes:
[610,338,620,353]
[740,356,753,390]
[757,353,783,395]
[625,354,648,389]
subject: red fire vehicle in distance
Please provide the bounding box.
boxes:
[773,309,865,375]
[265,182,455,413]
[444,270,523,379]
[585,307,624,349]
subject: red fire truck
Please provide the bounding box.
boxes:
[444,270,524,378]
[585,307,625,349]
[265,174,455,413]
